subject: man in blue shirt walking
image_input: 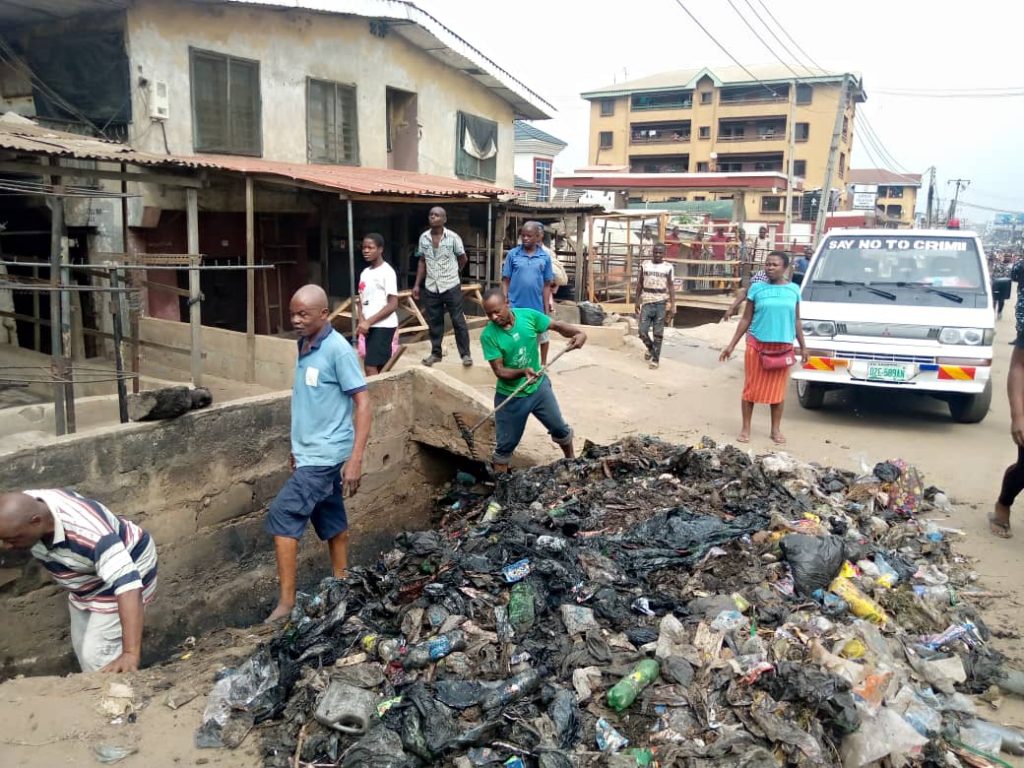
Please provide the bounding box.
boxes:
[502,221,556,364]
[265,284,371,623]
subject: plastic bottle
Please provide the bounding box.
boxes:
[481,668,542,710]
[607,659,660,712]
[913,584,952,605]
[361,634,402,663]
[507,581,536,633]
[829,576,888,624]
[482,501,502,523]
[967,719,1024,756]
[401,629,467,670]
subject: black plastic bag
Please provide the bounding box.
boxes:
[779,534,845,596]
[340,725,412,768]
[758,661,860,735]
[578,301,606,326]
[548,688,581,749]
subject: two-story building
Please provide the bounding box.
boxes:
[513,121,567,203]
[0,0,552,337]
[576,64,865,225]
[846,169,922,229]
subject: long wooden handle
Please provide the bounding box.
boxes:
[466,345,573,434]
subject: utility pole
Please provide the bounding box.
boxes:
[783,79,797,243]
[947,178,970,222]
[814,73,850,244]
[925,167,936,228]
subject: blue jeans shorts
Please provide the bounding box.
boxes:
[493,377,572,464]
[266,464,348,541]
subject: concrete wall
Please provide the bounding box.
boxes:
[0,367,495,677]
[139,316,297,390]
[125,0,516,186]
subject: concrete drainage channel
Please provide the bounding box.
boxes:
[0,368,497,679]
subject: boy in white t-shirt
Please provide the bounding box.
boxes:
[634,242,676,369]
[357,233,399,375]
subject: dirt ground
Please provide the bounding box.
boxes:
[2,310,1023,766]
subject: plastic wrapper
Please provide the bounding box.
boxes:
[840,706,928,767]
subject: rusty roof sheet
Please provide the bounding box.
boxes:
[0,119,511,198]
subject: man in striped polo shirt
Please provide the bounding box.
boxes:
[0,489,157,673]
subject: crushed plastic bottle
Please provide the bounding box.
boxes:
[401,630,467,670]
[481,501,502,523]
[361,634,402,663]
[481,669,542,710]
[874,554,900,588]
[710,610,747,633]
[607,659,660,712]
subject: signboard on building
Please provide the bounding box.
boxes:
[995,213,1024,226]
[852,192,877,210]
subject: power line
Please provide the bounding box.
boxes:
[957,200,1024,215]
[856,114,917,177]
[670,0,780,97]
[723,0,804,80]
[875,85,1024,94]
[873,89,1024,99]
[741,0,817,77]
[750,0,828,72]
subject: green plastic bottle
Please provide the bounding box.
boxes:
[607,659,660,712]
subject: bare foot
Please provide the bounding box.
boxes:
[990,503,1013,539]
[770,431,787,445]
[264,603,294,624]
[736,431,751,444]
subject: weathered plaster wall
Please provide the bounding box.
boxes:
[0,367,494,677]
[125,0,516,186]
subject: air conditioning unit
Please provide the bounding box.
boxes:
[148,80,169,121]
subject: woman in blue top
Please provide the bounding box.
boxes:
[720,251,807,444]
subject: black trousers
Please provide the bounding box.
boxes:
[422,285,470,358]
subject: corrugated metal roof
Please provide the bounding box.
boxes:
[216,0,554,119]
[0,119,511,198]
[514,121,567,148]
[847,168,922,186]
[582,64,864,100]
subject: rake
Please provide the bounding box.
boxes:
[453,345,571,460]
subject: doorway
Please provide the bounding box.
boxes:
[386,87,419,172]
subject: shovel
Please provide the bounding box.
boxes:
[454,345,572,460]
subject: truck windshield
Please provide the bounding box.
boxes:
[804,235,987,307]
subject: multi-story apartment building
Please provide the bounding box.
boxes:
[580,65,865,224]
[846,169,922,229]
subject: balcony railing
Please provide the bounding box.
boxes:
[631,100,693,111]
[719,95,788,105]
[630,134,691,144]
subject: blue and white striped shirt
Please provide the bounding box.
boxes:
[25,489,157,614]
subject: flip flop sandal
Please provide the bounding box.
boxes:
[989,513,1013,539]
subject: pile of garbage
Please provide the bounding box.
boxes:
[195,437,1024,767]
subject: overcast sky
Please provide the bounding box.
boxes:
[416,0,1023,222]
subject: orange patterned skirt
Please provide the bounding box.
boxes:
[743,335,793,404]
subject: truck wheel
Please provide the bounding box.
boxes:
[797,380,826,409]
[949,381,992,423]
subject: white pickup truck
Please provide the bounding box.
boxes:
[792,229,994,423]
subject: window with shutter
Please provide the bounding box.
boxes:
[190,48,261,155]
[307,78,359,164]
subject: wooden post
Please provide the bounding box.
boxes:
[59,235,76,433]
[109,267,129,423]
[47,194,67,435]
[245,176,256,383]
[185,187,202,386]
[575,214,586,302]
[586,216,595,302]
[346,198,356,340]
[485,201,493,288]
[625,215,633,304]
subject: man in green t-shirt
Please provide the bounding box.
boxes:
[480,287,586,472]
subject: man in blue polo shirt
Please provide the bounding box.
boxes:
[502,221,557,365]
[265,284,371,623]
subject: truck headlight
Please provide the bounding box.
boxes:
[940,327,985,346]
[802,320,836,337]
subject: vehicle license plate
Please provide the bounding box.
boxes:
[867,364,908,382]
